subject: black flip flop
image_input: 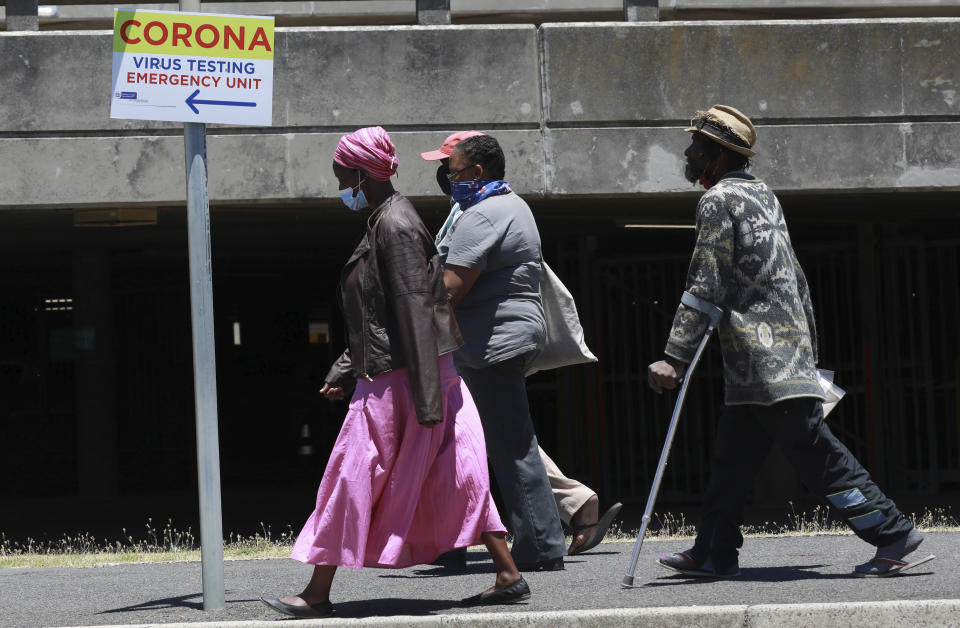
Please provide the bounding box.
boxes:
[569,502,623,555]
[854,554,936,577]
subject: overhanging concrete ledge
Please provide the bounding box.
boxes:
[80,599,960,628]
[0,129,544,208]
[3,19,960,207]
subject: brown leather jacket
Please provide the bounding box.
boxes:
[324,192,463,425]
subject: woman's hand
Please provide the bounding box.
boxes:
[319,383,345,400]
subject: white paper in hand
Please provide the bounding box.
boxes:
[818,369,846,418]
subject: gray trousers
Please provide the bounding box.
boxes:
[456,353,567,565]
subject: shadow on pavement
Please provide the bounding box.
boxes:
[380,554,596,578]
[100,592,260,614]
[572,550,620,557]
[100,593,205,613]
[642,564,875,585]
[325,597,478,618]
[404,565,492,577]
[645,564,950,584]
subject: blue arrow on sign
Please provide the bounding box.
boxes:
[185,89,257,114]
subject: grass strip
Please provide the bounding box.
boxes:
[2,507,956,570]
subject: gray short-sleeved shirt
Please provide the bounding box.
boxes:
[442,191,545,368]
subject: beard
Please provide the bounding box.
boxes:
[683,159,702,185]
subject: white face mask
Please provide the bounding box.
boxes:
[339,172,368,211]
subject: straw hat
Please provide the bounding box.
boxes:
[685,105,757,157]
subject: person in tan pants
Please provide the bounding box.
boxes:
[538,446,621,554]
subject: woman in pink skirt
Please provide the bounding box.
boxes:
[260,127,530,619]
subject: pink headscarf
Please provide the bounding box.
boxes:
[333,126,399,181]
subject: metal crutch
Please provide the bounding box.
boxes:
[621,291,723,588]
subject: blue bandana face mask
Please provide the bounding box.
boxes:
[449,179,513,211]
[449,180,480,207]
[339,173,368,211]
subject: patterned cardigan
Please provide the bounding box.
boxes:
[664,172,825,406]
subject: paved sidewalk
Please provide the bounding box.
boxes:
[1,533,956,628]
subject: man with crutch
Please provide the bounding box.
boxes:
[646,105,931,578]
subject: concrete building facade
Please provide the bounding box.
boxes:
[1,11,958,520]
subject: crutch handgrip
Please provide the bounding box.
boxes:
[680,291,723,327]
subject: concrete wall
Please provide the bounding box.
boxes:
[659,1,960,20]
[6,1,960,27]
[1,18,959,208]
[0,1,625,29]
[542,19,960,194]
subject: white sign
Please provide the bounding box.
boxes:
[110,9,274,126]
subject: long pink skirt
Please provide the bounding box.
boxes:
[290,353,505,569]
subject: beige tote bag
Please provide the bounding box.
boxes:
[524,261,598,376]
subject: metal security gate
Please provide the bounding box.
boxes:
[560,235,959,503]
[870,239,960,492]
[115,286,196,489]
[586,253,723,504]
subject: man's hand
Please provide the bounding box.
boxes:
[647,359,687,394]
[319,383,345,400]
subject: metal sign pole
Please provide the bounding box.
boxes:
[180,0,225,611]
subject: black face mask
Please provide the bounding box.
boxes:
[436,163,452,196]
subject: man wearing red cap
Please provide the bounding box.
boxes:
[420,130,486,264]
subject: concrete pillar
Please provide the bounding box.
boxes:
[624,0,658,21]
[5,0,39,31]
[417,0,451,25]
[73,249,119,499]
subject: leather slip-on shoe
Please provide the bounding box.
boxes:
[461,577,531,606]
[260,595,334,618]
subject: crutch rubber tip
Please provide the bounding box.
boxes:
[621,575,635,588]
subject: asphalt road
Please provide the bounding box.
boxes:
[0,532,955,627]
